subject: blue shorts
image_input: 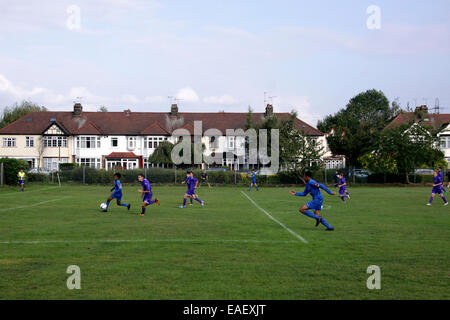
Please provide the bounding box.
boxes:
[186,190,195,196]
[251,179,256,184]
[306,199,324,211]
[432,187,442,195]
[339,187,346,196]
[19,180,24,184]
[111,192,123,201]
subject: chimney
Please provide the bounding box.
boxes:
[415,105,428,114]
[124,109,131,117]
[265,104,274,117]
[170,103,178,116]
[73,103,83,116]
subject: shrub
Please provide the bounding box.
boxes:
[0,158,30,185]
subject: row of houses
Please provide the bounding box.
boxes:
[0,103,344,171]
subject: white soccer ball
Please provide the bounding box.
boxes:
[100,203,107,211]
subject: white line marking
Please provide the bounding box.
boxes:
[0,187,59,197]
[0,196,71,212]
[0,239,298,245]
[241,191,308,244]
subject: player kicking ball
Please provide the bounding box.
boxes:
[289,171,336,231]
[427,170,448,206]
[179,171,205,208]
[138,173,160,216]
[104,173,130,212]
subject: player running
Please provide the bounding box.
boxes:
[17,169,25,192]
[179,171,205,208]
[138,173,160,216]
[199,169,211,188]
[289,171,336,231]
[338,172,350,203]
[427,170,448,206]
[249,169,259,191]
[103,173,130,212]
[438,167,447,194]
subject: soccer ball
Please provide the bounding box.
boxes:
[100,203,107,211]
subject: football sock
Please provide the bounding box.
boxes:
[121,203,129,207]
[429,197,434,204]
[194,196,202,203]
[190,198,193,204]
[443,196,448,203]
[141,207,146,214]
[303,210,320,220]
[183,198,187,206]
[320,217,333,229]
[106,201,110,210]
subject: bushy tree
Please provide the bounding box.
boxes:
[359,124,445,183]
[149,141,175,166]
[0,158,30,185]
[317,89,398,168]
[0,100,47,128]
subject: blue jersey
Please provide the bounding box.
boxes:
[296,179,333,201]
[251,172,256,181]
[113,180,122,193]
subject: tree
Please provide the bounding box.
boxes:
[317,89,396,168]
[359,124,445,183]
[97,106,108,112]
[149,141,174,166]
[0,100,47,128]
[279,111,324,180]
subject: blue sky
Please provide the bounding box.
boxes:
[0,0,449,126]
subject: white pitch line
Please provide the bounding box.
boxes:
[241,191,308,244]
[0,196,71,212]
[0,239,298,245]
[0,187,59,197]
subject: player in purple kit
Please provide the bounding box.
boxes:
[179,171,205,208]
[427,170,448,206]
[137,173,160,216]
[338,173,350,203]
[438,167,447,194]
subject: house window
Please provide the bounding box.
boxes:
[111,137,118,147]
[76,136,100,149]
[209,136,219,149]
[43,157,68,171]
[144,136,165,149]
[77,158,101,168]
[2,137,16,147]
[227,136,235,149]
[128,137,137,149]
[440,137,450,149]
[44,136,67,148]
[26,136,34,147]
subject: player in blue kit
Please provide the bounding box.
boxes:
[179,171,205,208]
[104,173,130,212]
[289,171,336,231]
[138,173,160,216]
[249,169,259,191]
[338,173,350,203]
[427,170,448,206]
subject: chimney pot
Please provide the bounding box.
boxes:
[265,104,274,117]
[171,103,178,116]
[73,103,83,116]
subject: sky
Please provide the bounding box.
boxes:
[0,0,449,127]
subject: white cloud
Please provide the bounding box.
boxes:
[175,87,200,103]
[203,95,237,105]
[274,95,322,127]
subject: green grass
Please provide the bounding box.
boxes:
[0,183,449,300]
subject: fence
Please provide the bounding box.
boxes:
[16,166,439,187]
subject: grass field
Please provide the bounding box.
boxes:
[0,183,449,300]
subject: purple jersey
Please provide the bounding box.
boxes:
[432,176,442,194]
[141,178,152,200]
[339,177,347,194]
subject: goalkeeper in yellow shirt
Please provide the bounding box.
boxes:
[17,169,25,192]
